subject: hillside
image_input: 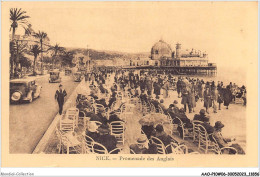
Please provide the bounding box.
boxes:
[68,48,149,60]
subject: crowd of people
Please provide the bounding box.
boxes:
[74,69,246,154]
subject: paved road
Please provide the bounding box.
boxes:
[9,73,80,153]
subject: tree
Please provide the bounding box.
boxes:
[48,44,65,69]
[60,51,75,67]
[30,45,41,75]
[19,55,32,69]
[10,8,30,77]
[33,31,49,71]
[10,8,30,40]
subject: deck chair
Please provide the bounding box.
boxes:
[60,115,75,132]
[150,136,166,154]
[157,105,164,114]
[210,135,238,155]
[165,143,187,154]
[84,135,95,154]
[66,107,79,127]
[109,121,125,144]
[192,120,204,142]
[167,114,180,135]
[175,116,193,140]
[198,124,219,154]
[55,127,82,154]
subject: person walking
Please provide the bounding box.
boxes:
[55,84,67,115]
[203,87,212,114]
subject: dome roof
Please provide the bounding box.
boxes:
[151,40,172,55]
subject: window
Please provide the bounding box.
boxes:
[155,50,159,54]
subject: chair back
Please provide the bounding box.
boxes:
[150,103,156,113]
[91,142,109,154]
[60,115,75,132]
[150,136,166,154]
[66,107,79,116]
[158,105,164,114]
[85,135,95,154]
[109,121,125,144]
[166,113,173,124]
[192,120,203,142]
[120,103,126,113]
[198,124,208,142]
[109,121,125,135]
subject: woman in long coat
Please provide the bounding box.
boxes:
[217,87,224,110]
[162,80,170,98]
[211,86,218,113]
[189,83,196,112]
[181,86,191,113]
[223,85,233,109]
[204,87,212,113]
[153,81,161,99]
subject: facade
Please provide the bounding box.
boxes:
[130,40,214,67]
[128,40,216,75]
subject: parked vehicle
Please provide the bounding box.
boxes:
[49,71,61,83]
[10,78,42,103]
[74,72,84,82]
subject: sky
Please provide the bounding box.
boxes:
[7,1,258,69]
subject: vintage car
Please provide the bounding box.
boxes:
[10,78,42,103]
[74,72,84,82]
[49,71,61,83]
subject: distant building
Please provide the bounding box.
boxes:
[128,40,217,75]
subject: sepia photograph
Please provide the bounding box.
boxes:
[1,1,258,169]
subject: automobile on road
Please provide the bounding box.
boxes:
[10,78,42,103]
[49,71,62,83]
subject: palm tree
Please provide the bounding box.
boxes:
[30,45,41,75]
[33,31,49,72]
[10,8,30,40]
[10,8,30,77]
[48,44,65,69]
[61,51,75,67]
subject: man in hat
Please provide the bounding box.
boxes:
[172,108,193,138]
[86,121,100,141]
[96,124,117,153]
[55,84,67,115]
[212,121,244,154]
[193,109,209,123]
[153,124,176,147]
[130,134,149,154]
